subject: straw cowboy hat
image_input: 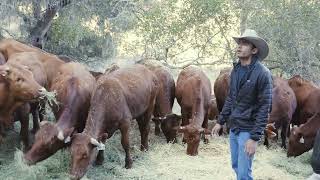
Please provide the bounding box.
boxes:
[233,29,269,60]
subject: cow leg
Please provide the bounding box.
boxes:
[94,150,105,166]
[202,114,209,144]
[30,103,40,133]
[154,119,161,136]
[17,104,31,151]
[137,114,151,151]
[263,134,269,148]
[120,122,132,169]
[281,121,288,149]
[181,108,191,144]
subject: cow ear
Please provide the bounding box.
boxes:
[97,133,108,143]
[0,65,10,77]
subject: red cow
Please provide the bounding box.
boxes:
[24,62,96,164]
[288,75,320,125]
[0,62,46,148]
[69,65,158,179]
[174,66,212,156]
[264,76,297,148]
[288,113,320,157]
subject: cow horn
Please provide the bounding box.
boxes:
[299,136,305,144]
[64,136,71,143]
[90,138,105,151]
[57,130,64,141]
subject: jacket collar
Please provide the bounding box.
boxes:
[233,55,259,71]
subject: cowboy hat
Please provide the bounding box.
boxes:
[233,29,269,60]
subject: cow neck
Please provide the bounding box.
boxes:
[82,113,103,139]
[300,114,320,138]
[55,77,81,131]
[190,104,205,128]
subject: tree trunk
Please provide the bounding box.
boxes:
[28,0,71,49]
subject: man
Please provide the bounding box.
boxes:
[212,29,273,180]
[307,129,320,180]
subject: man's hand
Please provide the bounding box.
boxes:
[245,139,258,156]
[211,123,222,136]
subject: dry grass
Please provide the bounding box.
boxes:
[0,121,313,180]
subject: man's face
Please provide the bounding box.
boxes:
[236,39,258,59]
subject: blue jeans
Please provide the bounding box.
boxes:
[229,130,254,180]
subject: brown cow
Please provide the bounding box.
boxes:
[0,62,46,148]
[8,52,48,133]
[288,113,320,157]
[24,62,96,164]
[214,67,231,112]
[288,75,320,125]
[140,65,176,141]
[173,66,212,156]
[264,76,297,148]
[69,65,158,179]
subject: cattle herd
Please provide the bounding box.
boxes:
[0,38,318,179]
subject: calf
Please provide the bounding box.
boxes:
[287,113,320,157]
[264,77,297,148]
[69,65,158,179]
[24,62,96,164]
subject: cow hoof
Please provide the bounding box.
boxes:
[94,158,104,166]
[203,138,209,144]
[155,131,161,136]
[125,159,133,169]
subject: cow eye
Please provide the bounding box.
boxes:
[82,154,87,159]
[17,77,24,82]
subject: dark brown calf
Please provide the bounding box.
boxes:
[69,65,158,179]
[24,62,96,164]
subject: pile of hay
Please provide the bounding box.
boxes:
[0,121,313,180]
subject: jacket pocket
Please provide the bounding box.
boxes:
[231,107,253,120]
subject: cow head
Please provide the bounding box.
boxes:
[264,123,277,139]
[287,126,313,157]
[24,121,74,165]
[0,63,46,102]
[177,123,210,156]
[70,133,108,180]
[152,113,182,143]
